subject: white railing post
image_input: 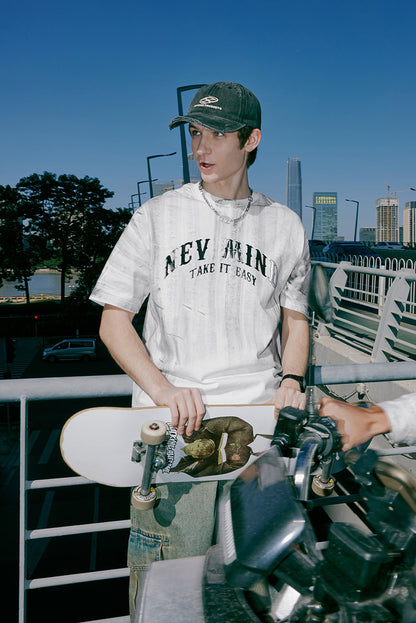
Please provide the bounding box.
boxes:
[372,272,412,362]
[7,375,134,623]
[378,265,387,316]
[19,396,28,623]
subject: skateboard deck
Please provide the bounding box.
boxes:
[60,404,276,487]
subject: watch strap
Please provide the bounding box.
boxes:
[281,374,305,392]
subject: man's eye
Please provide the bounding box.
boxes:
[215,131,224,137]
[190,129,200,136]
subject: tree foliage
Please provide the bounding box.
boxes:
[0,172,131,303]
[0,184,46,301]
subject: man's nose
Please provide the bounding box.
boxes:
[196,133,211,155]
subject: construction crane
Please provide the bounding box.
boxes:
[385,183,409,202]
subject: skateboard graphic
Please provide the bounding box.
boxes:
[60,404,276,499]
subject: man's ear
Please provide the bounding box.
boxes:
[244,128,262,152]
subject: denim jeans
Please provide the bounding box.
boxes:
[128,480,219,621]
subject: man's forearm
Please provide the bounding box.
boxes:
[273,308,309,412]
[280,308,309,379]
[99,305,171,402]
[99,304,205,434]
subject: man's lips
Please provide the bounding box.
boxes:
[199,162,214,171]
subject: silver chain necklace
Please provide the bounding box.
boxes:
[199,181,253,225]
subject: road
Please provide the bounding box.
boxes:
[1,340,133,623]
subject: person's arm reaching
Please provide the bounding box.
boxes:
[320,392,416,450]
[272,307,309,414]
[99,304,205,435]
[319,397,391,451]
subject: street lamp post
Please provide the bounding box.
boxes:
[176,85,206,184]
[130,193,139,212]
[305,205,316,239]
[146,153,176,198]
[137,179,157,207]
[346,199,360,242]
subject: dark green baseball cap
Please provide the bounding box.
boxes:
[169,82,261,133]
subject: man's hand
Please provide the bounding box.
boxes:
[153,384,205,436]
[319,396,391,451]
[272,379,306,417]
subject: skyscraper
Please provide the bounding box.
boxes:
[286,157,302,219]
[404,201,416,246]
[312,192,337,241]
[360,227,376,245]
[376,197,399,243]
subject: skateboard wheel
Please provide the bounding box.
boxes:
[131,485,158,510]
[141,420,167,445]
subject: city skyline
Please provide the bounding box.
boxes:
[286,157,302,219]
[1,1,415,241]
[282,156,414,240]
[99,145,416,240]
[140,166,414,244]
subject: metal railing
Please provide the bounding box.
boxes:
[313,259,416,362]
[5,364,416,623]
[1,375,133,623]
[3,257,416,623]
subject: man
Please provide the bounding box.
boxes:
[90,81,310,618]
[320,392,416,450]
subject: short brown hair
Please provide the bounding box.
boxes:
[238,126,257,167]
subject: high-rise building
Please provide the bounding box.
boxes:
[360,227,376,244]
[286,157,302,218]
[404,201,416,246]
[312,192,337,241]
[376,197,399,243]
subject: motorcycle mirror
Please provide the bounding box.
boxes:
[218,446,306,589]
[308,264,333,323]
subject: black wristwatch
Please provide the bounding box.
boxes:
[281,374,306,393]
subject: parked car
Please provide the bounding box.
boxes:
[373,241,403,250]
[308,240,327,261]
[42,338,96,362]
[322,242,381,261]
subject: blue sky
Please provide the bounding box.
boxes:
[1,0,415,239]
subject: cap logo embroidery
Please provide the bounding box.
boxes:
[199,96,219,105]
[194,95,222,111]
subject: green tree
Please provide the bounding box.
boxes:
[16,172,115,302]
[0,172,132,304]
[72,205,132,300]
[0,184,47,302]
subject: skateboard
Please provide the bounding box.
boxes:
[60,404,276,494]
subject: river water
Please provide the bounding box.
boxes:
[0,271,78,298]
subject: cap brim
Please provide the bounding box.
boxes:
[169,114,244,133]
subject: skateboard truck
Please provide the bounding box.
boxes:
[131,420,168,510]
